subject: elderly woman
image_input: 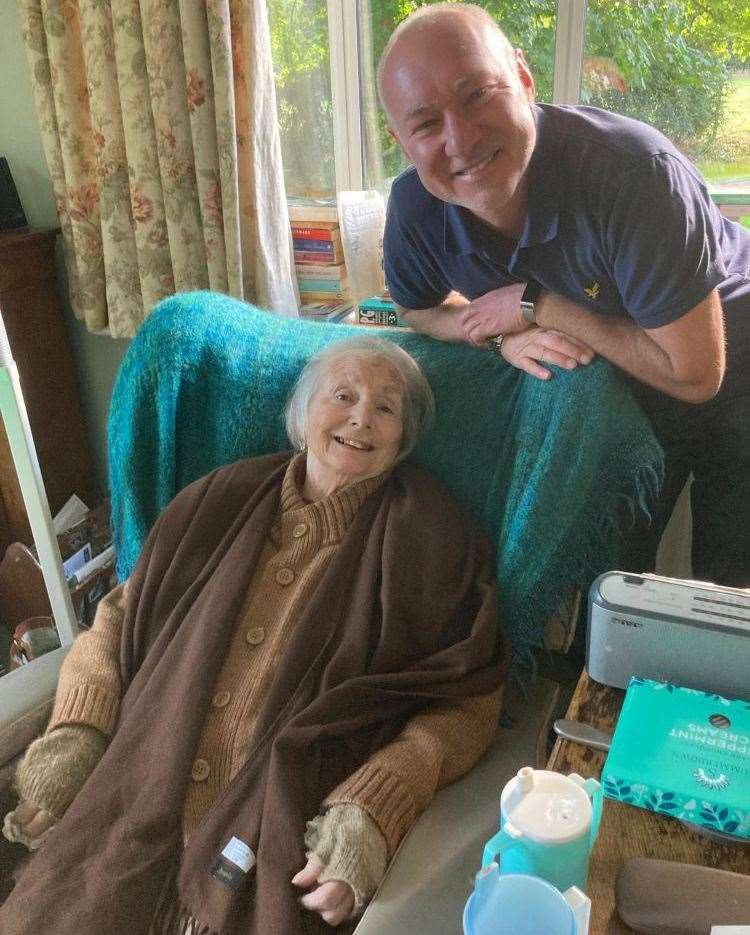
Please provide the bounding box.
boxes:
[2,336,505,935]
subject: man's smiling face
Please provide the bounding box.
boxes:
[381,11,536,236]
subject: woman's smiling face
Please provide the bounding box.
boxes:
[303,354,405,499]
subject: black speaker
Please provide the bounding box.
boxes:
[0,157,28,232]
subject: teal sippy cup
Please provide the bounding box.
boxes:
[481,766,602,892]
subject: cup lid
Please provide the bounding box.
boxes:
[501,768,592,844]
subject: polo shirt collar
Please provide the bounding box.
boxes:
[443,104,559,255]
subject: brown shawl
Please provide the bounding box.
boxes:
[1,453,505,935]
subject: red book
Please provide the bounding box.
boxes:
[291,226,339,241]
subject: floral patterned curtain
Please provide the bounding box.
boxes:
[18,0,298,337]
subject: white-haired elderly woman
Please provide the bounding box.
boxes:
[2,336,505,935]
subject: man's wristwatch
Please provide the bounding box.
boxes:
[484,334,505,356]
[520,281,541,325]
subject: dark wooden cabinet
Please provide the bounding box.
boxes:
[0,228,94,555]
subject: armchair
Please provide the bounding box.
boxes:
[109,291,662,667]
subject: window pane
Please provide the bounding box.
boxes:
[581,1,750,196]
[268,0,335,199]
[360,0,558,192]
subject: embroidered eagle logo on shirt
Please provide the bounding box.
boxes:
[584,281,600,300]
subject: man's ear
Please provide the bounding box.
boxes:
[514,49,536,102]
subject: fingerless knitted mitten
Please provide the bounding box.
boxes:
[15,723,108,819]
[305,803,388,913]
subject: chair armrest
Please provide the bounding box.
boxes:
[353,677,559,935]
[0,646,68,769]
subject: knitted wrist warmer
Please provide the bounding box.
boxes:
[15,724,108,820]
[305,803,388,914]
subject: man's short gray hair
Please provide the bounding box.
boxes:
[285,335,435,459]
[377,3,514,118]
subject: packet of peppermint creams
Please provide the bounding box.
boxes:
[602,677,750,839]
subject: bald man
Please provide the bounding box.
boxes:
[379,3,750,587]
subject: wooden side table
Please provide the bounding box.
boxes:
[0,228,95,554]
[547,671,750,934]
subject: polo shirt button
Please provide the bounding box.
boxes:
[292,523,308,538]
[275,567,295,585]
[246,627,266,645]
[191,758,210,782]
[212,690,231,708]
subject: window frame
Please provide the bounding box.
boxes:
[327,0,364,192]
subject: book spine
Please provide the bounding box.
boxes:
[293,219,339,230]
[357,308,406,327]
[291,227,341,242]
[293,238,336,252]
[300,291,350,302]
[287,205,338,223]
[294,250,344,264]
[295,266,347,281]
[297,279,346,292]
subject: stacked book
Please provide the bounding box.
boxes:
[290,205,353,321]
[357,292,409,328]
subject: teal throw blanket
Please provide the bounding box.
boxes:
[108,292,663,667]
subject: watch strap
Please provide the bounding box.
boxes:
[520,281,541,326]
[520,300,536,325]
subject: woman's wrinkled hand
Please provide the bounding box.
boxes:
[499,326,594,379]
[2,801,57,850]
[4,723,108,852]
[292,854,356,927]
[292,804,387,924]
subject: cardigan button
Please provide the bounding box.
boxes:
[191,758,210,782]
[246,627,266,645]
[275,567,295,585]
[292,523,308,538]
[212,690,231,708]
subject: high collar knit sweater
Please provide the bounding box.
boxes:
[183,453,381,839]
[3,453,505,935]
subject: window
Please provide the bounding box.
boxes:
[269,0,749,223]
[267,0,336,199]
[581,0,750,213]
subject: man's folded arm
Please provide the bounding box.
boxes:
[535,288,725,403]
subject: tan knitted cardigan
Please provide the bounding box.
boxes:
[48,455,502,853]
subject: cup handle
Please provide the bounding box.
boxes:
[585,778,603,846]
[481,824,522,869]
[563,886,591,935]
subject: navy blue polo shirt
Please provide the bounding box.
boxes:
[384,104,750,393]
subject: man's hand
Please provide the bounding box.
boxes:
[500,327,594,379]
[460,283,527,345]
[292,854,355,927]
